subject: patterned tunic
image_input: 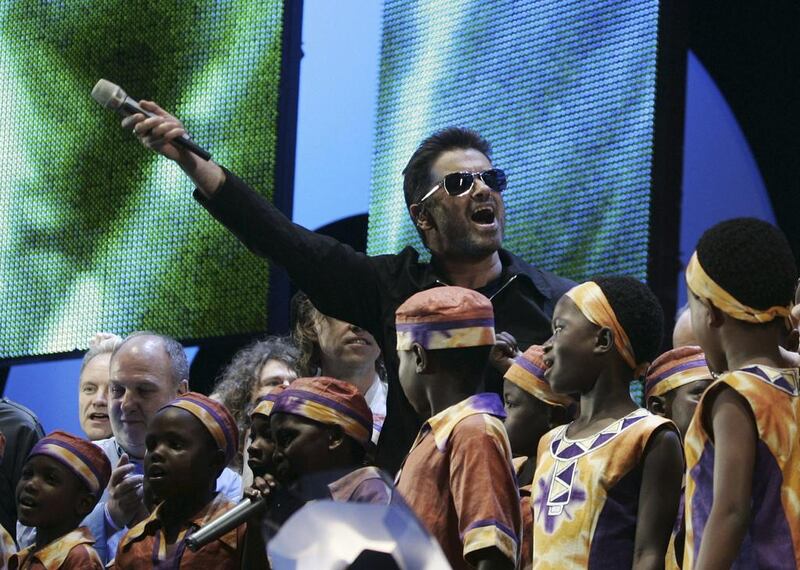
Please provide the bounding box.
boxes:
[395,394,521,569]
[532,408,674,569]
[9,527,102,570]
[114,493,244,569]
[1,522,15,570]
[684,365,800,569]
[512,456,534,570]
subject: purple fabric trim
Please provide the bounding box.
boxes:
[513,355,547,379]
[30,439,105,493]
[178,396,236,460]
[690,438,796,568]
[740,366,799,395]
[554,442,583,460]
[274,389,373,433]
[592,432,614,448]
[461,518,519,543]
[620,414,646,430]
[587,465,641,569]
[651,358,707,383]
[689,441,715,564]
[395,317,495,332]
[468,392,507,419]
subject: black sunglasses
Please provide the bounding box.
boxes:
[418,168,507,204]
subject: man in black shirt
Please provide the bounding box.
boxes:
[124,103,574,473]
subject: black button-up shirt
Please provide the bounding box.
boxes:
[197,170,574,473]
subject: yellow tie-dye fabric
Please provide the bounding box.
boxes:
[531,408,673,570]
[683,365,800,569]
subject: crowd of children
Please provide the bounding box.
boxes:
[3,216,799,569]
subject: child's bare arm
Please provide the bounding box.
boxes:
[693,386,756,570]
[633,426,683,570]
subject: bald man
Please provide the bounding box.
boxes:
[18,333,242,563]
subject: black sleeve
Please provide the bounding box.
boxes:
[194,169,386,336]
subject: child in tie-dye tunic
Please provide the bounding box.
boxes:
[682,218,800,568]
[684,366,800,568]
[531,277,682,569]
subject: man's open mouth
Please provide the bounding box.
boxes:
[471,207,496,225]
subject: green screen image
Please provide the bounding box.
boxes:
[0,0,286,360]
[369,0,661,285]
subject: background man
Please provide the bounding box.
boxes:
[20,332,242,563]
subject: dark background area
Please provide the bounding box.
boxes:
[689,0,799,261]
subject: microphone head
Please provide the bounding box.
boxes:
[91,79,127,110]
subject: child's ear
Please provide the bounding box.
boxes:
[594,327,614,354]
[75,492,96,519]
[647,395,668,418]
[412,343,429,374]
[209,447,226,477]
[327,425,345,451]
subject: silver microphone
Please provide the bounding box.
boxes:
[91,79,212,161]
[185,495,268,552]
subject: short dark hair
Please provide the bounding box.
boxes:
[402,127,492,209]
[593,276,665,365]
[696,218,797,311]
[112,331,190,388]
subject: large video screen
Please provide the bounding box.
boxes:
[368,0,661,284]
[0,1,286,360]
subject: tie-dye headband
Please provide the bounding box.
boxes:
[504,345,575,408]
[164,392,239,464]
[686,251,791,324]
[272,377,373,449]
[251,385,287,418]
[566,281,645,376]
[396,286,495,350]
[28,431,112,497]
[645,345,712,400]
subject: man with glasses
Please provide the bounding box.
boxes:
[124,103,573,474]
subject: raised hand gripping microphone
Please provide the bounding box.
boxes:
[91,79,212,161]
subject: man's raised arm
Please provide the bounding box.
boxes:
[121,101,384,336]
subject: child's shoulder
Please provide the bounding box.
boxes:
[716,365,800,396]
[61,542,103,569]
[450,410,507,440]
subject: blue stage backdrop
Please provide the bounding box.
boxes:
[368,0,663,283]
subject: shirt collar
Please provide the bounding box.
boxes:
[12,527,95,570]
[327,466,384,502]
[419,248,552,298]
[424,393,506,451]
[120,493,238,552]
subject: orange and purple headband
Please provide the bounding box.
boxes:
[504,345,575,408]
[686,251,791,324]
[28,431,112,497]
[272,377,373,449]
[566,281,647,376]
[396,286,495,350]
[251,385,287,418]
[163,392,239,464]
[645,346,712,400]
